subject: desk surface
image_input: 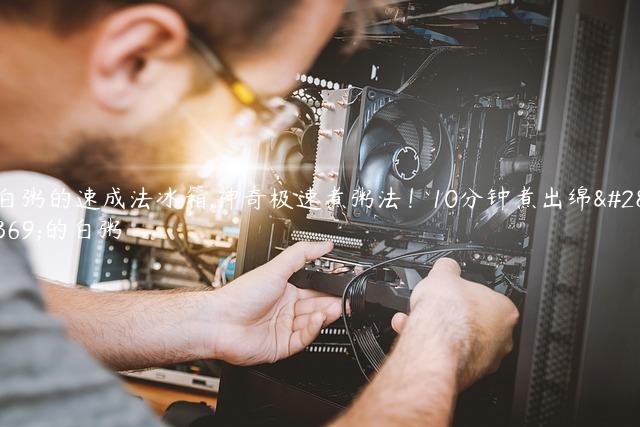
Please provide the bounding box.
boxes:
[123,378,217,416]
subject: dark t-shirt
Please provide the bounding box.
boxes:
[0,232,164,427]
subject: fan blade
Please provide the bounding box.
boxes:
[379,174,433,223]
[283,151,306,191]
[271,131,314,193]
[411,152,443,188]
[411,118,450,189]
[351,99,456,226]
[359,118,405,170]
[360,145,396,201]
[288,97,316,128]
[361,147,432,223]
[271,131,300,177]
[395,102,425,153]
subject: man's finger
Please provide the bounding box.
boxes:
[289,312,325,355]
[391,312,408,333]
[263,241,334,280]
[293,312,336,331]
[294,296,341,316]
[292,313,316,331]
[323,300,342,325]
[297,288,334,300]
[429,257,461,278]
[294,298,342,327]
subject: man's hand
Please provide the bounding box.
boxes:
[210,241,342,366]
[332,258,518,427]
[390,257,518,390]
[42,241,339,371]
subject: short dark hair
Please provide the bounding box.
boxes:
[0,0,304,58]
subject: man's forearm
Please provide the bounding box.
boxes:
[331,305,462,427]
[41,282,220,371]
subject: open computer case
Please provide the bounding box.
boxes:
[215,0,640,426]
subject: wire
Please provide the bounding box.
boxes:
[341,88,363,106]
[502,274,527,294]
[341,243,484,381]
[501,136,519,157]
[395,47,453,94]
[164,206,216,285]
[370,0,513,26]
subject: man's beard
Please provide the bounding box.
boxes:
[48,88,233,204]
[52,128,196,204]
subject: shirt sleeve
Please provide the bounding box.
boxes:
[0,236,166,427]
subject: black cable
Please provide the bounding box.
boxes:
[163,207,215,285]
[395,47,453,94]
[341,243,484,381]
[342,273,373,379]
[502,274,527,294]
[349,272,385,371]
[495,136,520,183]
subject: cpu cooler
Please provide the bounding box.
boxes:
[345,88,454,228]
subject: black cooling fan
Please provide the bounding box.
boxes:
[269,88,321,194]
[346,89,454,228]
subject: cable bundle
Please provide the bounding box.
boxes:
[341,244,484,380]
[163,206,230,286]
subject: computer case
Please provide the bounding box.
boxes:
[512,0,640,425]
[216,1,640,426]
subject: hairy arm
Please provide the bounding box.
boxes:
[331,258,518,427]
[41,282,219,371]
[40,242,342,372]
[332,305,461,427]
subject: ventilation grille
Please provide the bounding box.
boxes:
[292,87,323,119]
[525,14,616,426]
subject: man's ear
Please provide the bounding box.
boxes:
[89,5,188,111]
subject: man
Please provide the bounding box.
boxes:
[0,1,518,426]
